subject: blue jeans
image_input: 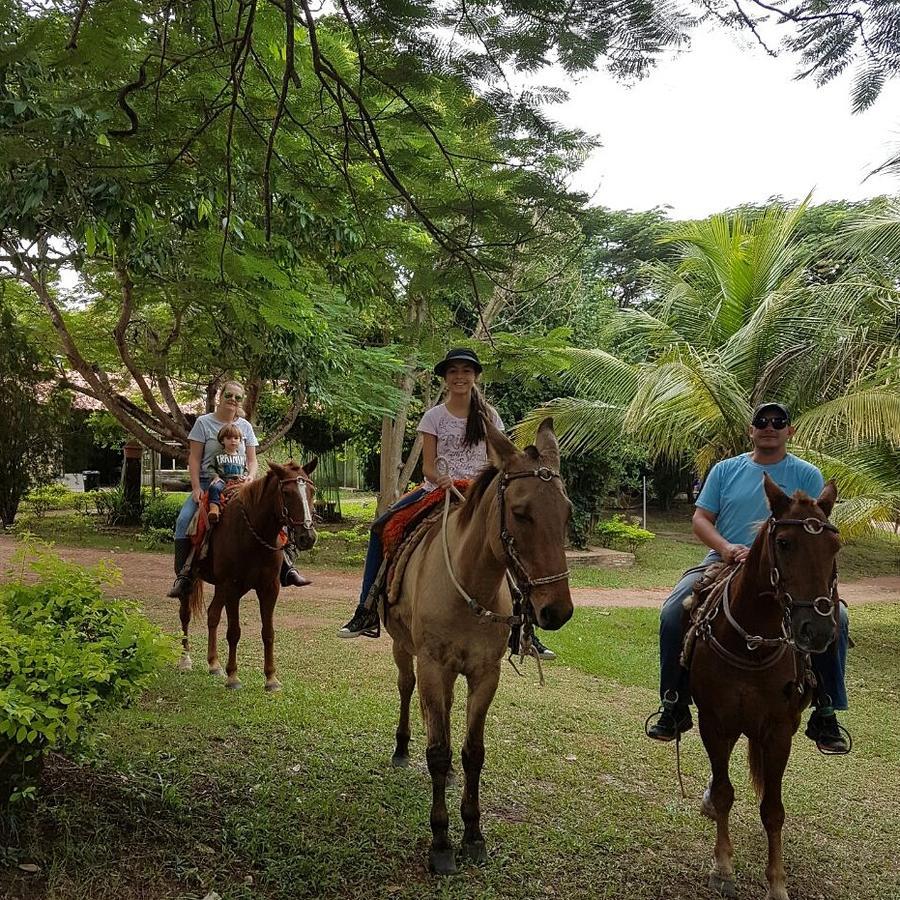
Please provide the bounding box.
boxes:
[355,487,429,611]
[207,479,236,507]
[659,551,849,710]
[174,478,210,540]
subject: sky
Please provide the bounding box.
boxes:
[545,23,900,219]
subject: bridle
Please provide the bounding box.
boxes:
[697,514,840,672]
[238,473,316,552]
[439,464,570,637]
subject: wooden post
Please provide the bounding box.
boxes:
[122,440,143,524]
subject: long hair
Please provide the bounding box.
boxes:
[463,385,496,448]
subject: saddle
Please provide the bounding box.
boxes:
[366,482,469,614]
[680,562,732,669]
[187,482,248,555]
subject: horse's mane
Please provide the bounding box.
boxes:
[239,462,304,510]
[457,464,498,526]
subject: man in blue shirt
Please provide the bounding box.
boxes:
[646,403,850,753]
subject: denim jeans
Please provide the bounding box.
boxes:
[355,487,429,611]
[659,551,849,710]
[174,478,210,540]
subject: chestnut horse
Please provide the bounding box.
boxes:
[384,419,574,874]
[178,459,317,691]
[688,474,840,900]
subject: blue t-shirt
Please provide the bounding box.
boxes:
[696,453,825,547]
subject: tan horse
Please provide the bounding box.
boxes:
[689,475,840,900]
[384,418,574,874]
[178,460,317,691]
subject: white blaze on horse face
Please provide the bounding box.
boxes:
[298,480,313,529]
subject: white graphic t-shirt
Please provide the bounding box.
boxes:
[417,404,504,492]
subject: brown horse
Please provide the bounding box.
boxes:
[384,418,574,874]
[688,474,840,900]
[178,459,317,691]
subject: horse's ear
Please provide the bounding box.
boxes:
[817,479,837,517]
[534,417,560,468]
[483,414,518,469]
[523,445,540,461]
[763,472,790,518]
[267,460,285,476]
[303,457,318,476]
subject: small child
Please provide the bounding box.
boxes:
[207,423,247,523]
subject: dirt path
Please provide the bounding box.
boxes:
[3,535,899,611]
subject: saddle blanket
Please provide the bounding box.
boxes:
[378,481,470,559]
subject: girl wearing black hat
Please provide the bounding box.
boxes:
[337,348,502,638]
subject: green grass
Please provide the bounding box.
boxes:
[2,596,898,900]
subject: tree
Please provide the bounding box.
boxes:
[518,200,900,532]
[0,291,68,525]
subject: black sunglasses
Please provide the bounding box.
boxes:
[752,416,789,430]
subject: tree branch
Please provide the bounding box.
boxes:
[258,391,306,453]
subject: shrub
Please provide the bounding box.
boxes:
[91,486,142,525]
[0,541,170,804]
[141,493,183,534]
[594,515,655,554]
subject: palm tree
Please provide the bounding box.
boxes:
[518,201,900,534]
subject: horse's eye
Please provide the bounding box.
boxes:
[512,509,531,523]
[776,537,791,551]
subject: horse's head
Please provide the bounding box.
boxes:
[484,417,574,632]
[763,474,840,654]
[268,459,318,550]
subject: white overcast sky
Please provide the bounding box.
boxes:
[544,23,900,219]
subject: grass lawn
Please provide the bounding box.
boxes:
[2,594,898,900]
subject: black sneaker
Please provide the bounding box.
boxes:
[531,635,556,660]
[646,703,693,742]
[805,708,850,754]
[337,606,380,639]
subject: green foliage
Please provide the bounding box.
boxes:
[594,515,655,553]
[91,487,142,526]
[21,484,75,517]
[0,296,69,526]
[139,493,183,535]
[0,541,169,803]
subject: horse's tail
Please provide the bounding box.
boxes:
[747,737,765,800]
[188,577,204,621]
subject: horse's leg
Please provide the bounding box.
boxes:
[178,597,192,671]
[206,591,226,676]
[223,594,243,690]
[755,733,793,900]
[698,713,739,899]
[418,657,457,875]
[391,642,415,767]
[458,664,501,866]
[257,582,281,692]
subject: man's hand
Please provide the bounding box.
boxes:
[722,543,750,564]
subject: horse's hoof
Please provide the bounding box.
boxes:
[458,840,487,865]
[390,754,410,768]
[225,678,242,690]
[208,665,224,677]
[265,680,282,693]
[708,874,736,898]
[177,654,192,672]
[428,848,457,876]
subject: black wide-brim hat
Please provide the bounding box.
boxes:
[434,347,483,377]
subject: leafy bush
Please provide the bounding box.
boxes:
[0,541,170,803]
[141,493,183,534]
[21,484,74,518]
[91,487,142,525]
[594,515,655,554]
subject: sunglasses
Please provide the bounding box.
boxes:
[223,391,243,401]
[752,416,789,430]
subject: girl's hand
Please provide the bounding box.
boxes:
[192,487,203,503]
[436,473,453,490]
